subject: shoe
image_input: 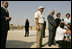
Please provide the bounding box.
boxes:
[48,44,51,47]
[36,46,40,48]
[41,45,44,47]
[52,43,56,45]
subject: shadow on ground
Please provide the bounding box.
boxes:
[6,40,35,48]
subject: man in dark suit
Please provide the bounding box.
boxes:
[1,1,11,48]
[47,10,57,46]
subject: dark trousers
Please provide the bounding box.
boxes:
[1,30,8,48]
[25,28,29,37]
[56,40,70,48]
[43,28,45,38]
[48,30,56,46]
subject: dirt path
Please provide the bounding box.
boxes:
[6,30,59,48]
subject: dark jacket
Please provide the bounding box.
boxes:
[55,18,61,28]
[25,21,29,30]
[47,14,57,30]
[1,7,10,31]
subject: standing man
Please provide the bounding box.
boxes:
[1,1,11,48]
[35,6,45,48]
[47,10,57,46]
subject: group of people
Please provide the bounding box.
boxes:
[24,19,46,38]
[35,6,71,48]
[1,1,71,48]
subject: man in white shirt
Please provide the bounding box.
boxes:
[35,6,45,48]
[55,23,71,48]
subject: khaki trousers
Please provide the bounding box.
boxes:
[36,23,44,48]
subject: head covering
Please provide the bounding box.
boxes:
[38,6,45,9]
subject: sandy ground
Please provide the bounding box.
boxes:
[6,29,59,48]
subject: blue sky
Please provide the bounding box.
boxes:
[1,1,71,26]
